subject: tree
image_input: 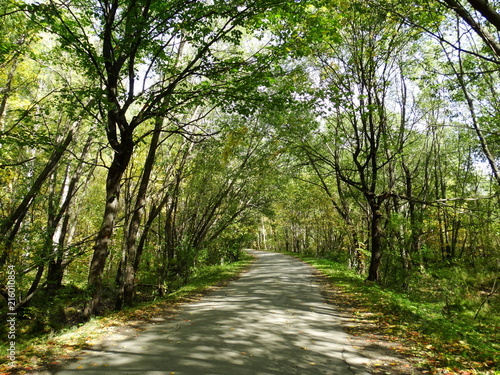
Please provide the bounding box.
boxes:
[30,0,301,316]
[421,0,500,188]
[377,0,500,188]
[302,1,422,281]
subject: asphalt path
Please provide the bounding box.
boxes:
[53,250,371,375]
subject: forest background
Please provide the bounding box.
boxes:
[0,0,499,373]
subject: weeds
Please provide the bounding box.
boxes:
[291,254,499,374]
[0,252,254,374]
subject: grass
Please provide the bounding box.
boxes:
[0,252,255,374]
[286,253,499,375]
[2,250,497,374]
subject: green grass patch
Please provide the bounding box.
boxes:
[0,252,255,374]
[287,253,499,374]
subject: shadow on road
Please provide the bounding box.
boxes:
[51,250,370,375]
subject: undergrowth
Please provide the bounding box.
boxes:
[0,252,254,374]
[289,253,499,375]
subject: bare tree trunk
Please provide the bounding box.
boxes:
[84,140,133,318]
[366,199,384,282]
[456,63,500,188]
[403,161,422,267]
[0,57,19,123]
[116,118,163,309]
[46,134,94,296]
[466,0,500,32]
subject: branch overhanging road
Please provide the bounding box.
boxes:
[54,250,371,375]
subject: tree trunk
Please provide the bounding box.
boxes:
[366,203,383,282]
[116,118,162,309]
[401,159,422,266]
[84,143,133,318]
[0,130,73,266]
[46,258,64,295]
[0,57,19,123]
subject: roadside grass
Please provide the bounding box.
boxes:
[288,253,499,375]
[0,252,254,374]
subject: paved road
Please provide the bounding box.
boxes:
[53,250,370,375]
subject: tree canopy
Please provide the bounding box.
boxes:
[0,1,498,371]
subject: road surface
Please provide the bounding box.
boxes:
[53,250,370,375]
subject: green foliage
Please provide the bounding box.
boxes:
[294,254,499,373]
[1,1,499,372]
[0,252,254,372]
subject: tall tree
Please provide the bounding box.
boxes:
[30,0,302,316]
[300,1,423,281]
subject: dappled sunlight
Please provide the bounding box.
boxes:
[53,251,370,375]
